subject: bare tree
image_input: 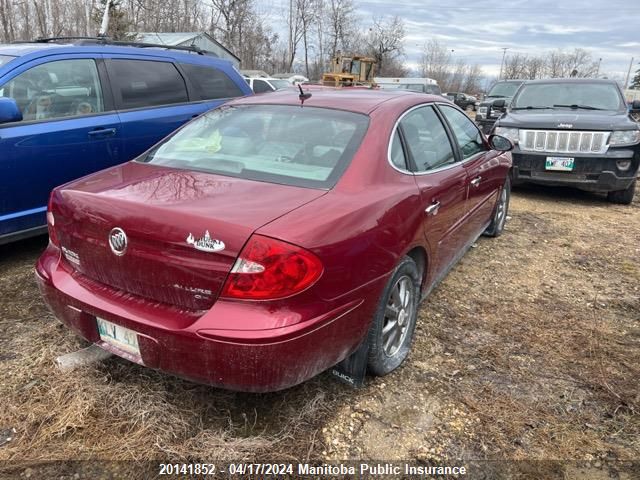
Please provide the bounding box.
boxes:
[502,53,529,80]
[419,39,453,87]
[364,16,405,76]
[326,0,356,59]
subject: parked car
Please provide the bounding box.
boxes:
[375,77,442,96]
[0,39,252,245]
[245,76,292,93]
[445,92,477,111]
[475,80,525,133]
[494,78,640,204]
[36,89,514,392]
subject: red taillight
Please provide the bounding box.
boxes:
[221,235,323,300]
[47,193,59,246]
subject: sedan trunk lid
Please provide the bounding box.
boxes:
[51,162,326,310]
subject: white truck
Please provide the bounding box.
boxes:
[374,77,442,96]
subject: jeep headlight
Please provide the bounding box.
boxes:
[609,130,640,146]
[478,106,488,115]
[494,127,519,143]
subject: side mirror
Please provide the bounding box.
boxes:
[488,134,513,152]
[493,99,506,108]
[0,97,22,124]
[632,100,640,111]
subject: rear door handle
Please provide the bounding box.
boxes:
[425,201,441,216]
[88,128,116,138]
[470,176,482,187]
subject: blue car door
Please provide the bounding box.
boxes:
[104,56,244,161]
[0,55,121,240]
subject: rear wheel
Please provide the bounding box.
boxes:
[367,257,420,376]
[607,180,636,205]
[484,176,511,237]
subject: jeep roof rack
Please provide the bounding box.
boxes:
[17,36,207,55]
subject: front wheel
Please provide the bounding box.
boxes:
[484,176,511,237]
[607,180,636,205]
[367,257,420,376]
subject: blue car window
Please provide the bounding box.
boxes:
[109,59,188,109]
[180,63,244,100]
[0,59,104,122]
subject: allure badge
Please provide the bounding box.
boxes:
[186,231,225,253]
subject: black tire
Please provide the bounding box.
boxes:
[484,176,511,237]
[367,256,420,376]
[607,180,636,205]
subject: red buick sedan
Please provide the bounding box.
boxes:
[36,89,513,392]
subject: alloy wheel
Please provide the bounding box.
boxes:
[382,275,415,357]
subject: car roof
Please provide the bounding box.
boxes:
[521,78,618,85]
[0,42,235,67]
[0,43,66,56]
[227,88,444,114]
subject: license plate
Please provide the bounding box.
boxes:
[545,157,574,171]
[96,318,140,356]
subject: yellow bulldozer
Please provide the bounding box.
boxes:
[321,54,377,87]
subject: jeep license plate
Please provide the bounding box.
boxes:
[545,157,574,171]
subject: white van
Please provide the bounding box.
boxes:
[375,77,442,96]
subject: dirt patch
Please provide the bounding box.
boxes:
[0,185,639,478]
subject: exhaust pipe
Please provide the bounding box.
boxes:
[56,344,112,372]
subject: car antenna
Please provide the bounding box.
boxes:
[298,84,311,106]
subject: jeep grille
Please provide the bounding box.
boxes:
[519,130,610,154]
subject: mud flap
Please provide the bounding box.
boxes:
[330,341,369,387]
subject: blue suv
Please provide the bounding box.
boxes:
[0,39,253,244]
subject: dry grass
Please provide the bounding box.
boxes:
[0,184,639,479]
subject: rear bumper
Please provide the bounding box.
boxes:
[35,244,378,392]
[511,148,639,192]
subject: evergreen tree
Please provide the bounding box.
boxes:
[631,68,640,89]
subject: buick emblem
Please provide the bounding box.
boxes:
[108,227,128,256]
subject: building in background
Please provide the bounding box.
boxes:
[134,32,240,68]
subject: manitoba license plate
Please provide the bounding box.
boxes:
[545,157,574,171]
[96,318,140,356]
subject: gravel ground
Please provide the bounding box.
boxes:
[0,184,638,479]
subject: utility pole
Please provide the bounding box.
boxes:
[499,47,509,80]
[624,57,635,89]
[595,58,602,77]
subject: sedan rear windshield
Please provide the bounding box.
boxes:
[140,105,369,189]
[0,55,15,67]
[513,83,624,111]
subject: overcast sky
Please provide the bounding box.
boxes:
[272,0,640,83]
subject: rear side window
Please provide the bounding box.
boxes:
[180,63,244,100]
[109,59,188,109]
